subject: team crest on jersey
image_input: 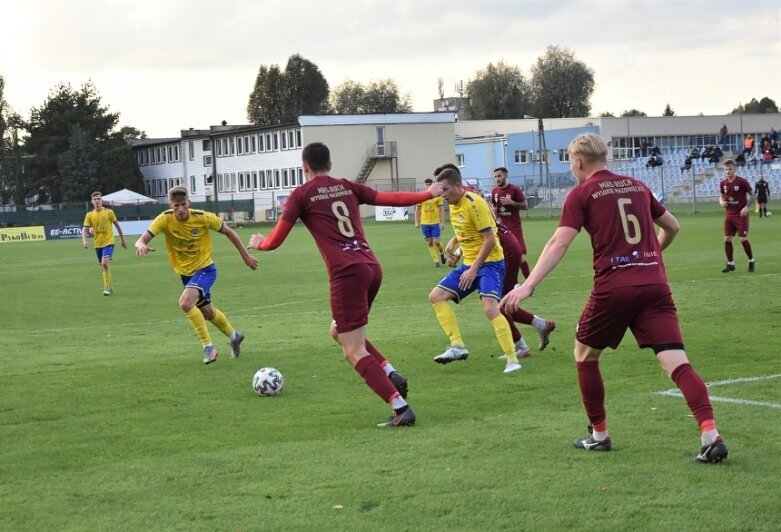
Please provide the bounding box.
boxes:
[458,214,465,222]
[734,185,740,191]
[190,229,198,235]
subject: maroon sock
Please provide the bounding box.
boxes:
[520,261,531,279]
[512,308,535,326]
[502,310,522,342]
[577,360,606,426]
[741,240,753,260]
[365,339,387,367]
[670,363,714,426]
[725,241,734,261]
[354,356,397,403]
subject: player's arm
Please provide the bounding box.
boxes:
[372,181,442,206]
[458,229,496,290]
[743,189,755,213]
[248,219,294,251]
[439,204,445,228]
[135,230,155,256]
[219,224,257,270]
[82,225,90,249]
[654,210,680,251]
[499,227,577,312]
[113,221,127,249]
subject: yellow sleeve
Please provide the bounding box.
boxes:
[204,211,224,232]
[83,212,92,227]
[147,213,167,236]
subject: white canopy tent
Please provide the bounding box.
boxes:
[101,188,158,206]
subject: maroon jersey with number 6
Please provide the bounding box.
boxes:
[559,170,668,289]
[281,175,379,275]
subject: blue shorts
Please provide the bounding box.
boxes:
[436,260,505,303]
[421,224,441,240]
[95,244,115,263]
[180,263,217,308]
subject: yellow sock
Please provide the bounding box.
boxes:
[209,308,235,338]
[433,301,464,347]
[428,245,440,263]
[491,315,517,362]
[435,241,444,254]
[102,268,111,289]
[186,307,211,345]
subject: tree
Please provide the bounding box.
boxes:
[599,111,616,117]
[464,61,530,120]
[663,104,675,116]
[731,97,779,114]
[0,75,26,204]
[283,54,330,118]
[119,125,147,140]
[24,81,143,203]
[621,109,647,117]
[330,79,412,114]
[529,46,594,118]
[247,55,329,124]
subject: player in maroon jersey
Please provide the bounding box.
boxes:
[247,142,443,428]
[499,133,728,463]
[719,159,756,273]
[491,167,530,278]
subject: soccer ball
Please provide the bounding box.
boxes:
[252,367,284,396]
[767,211,772,216]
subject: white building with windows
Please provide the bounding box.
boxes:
[131,113,457,220]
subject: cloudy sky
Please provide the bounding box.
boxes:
[1,0,779,138]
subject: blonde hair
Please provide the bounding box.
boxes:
[568,133,608,163]
[168,185,189,202]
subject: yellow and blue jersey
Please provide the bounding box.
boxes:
[83,208,117,248]
[146,209,223,276]
[449,191,503,265]
[419,196,443,225]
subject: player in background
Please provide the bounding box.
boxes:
[82,191,127,296]
[491,167,530,278]
[135,186,257,365]
[500,133,728,463]
[719,159,755,272]
[754,175,771,218]
[415,177,446,267]
[431,166,522,375]
[247,142,443,428]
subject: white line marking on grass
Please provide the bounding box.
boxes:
[655,373,781,409]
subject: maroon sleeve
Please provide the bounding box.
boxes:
[558,188,585,231]
[515,185,526,203]
[280,186,303,224]
[650,191,667,219]
[373,190,434,206]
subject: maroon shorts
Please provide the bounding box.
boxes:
[330,263,382,334]
[576,284,684,350]
[724,214,749,237]
[510,227,527,256]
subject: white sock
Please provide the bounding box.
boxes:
[390,395,407,410]
[701,429,720,446]
[383,363,396,376]
[532,316,547,330]
[593,429,609,441]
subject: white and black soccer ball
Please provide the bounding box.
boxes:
[252,367,284,396]
[766,211,772,217]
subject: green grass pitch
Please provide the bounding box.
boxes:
[1,207,780,530]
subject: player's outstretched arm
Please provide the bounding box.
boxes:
[372,182,443,207]
[499,226,577,312]
[134,231,154,256]
[220,224,258,270]
[248,219,294,251]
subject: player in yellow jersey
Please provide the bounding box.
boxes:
[82,191,127,295]
[134,186,258,365]
[415,177,446,266]
[428,166,522,374]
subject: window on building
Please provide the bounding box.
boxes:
[221,138,228,156]
[296,130,302,148]
[258,134,265,152]
[274,169,280,188]
[202,139,211,151]
[252,171,258,190]
[237,138,243,155]
[288,131,295,149]
[282,168,289,187]
[144,149,149,164]
[167,146,173,162]
[456,153,465,166]
[190,175,196,194]
[558,150,570,162]
[244,136,250,153]
[174,145,179,161]
[280,131,287,150]
[251,135,256,153]
[188,141,194,160]
[297,167,303,186]
[514,150,529,164]
[203,155,212,167]
[265,133,272,151]
[230,137,235,155]
[156,147,162,163]
[259,170,266,189]
[532,151,548,163]
[273,133,279,151]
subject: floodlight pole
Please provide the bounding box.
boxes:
[525,115,552,217]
